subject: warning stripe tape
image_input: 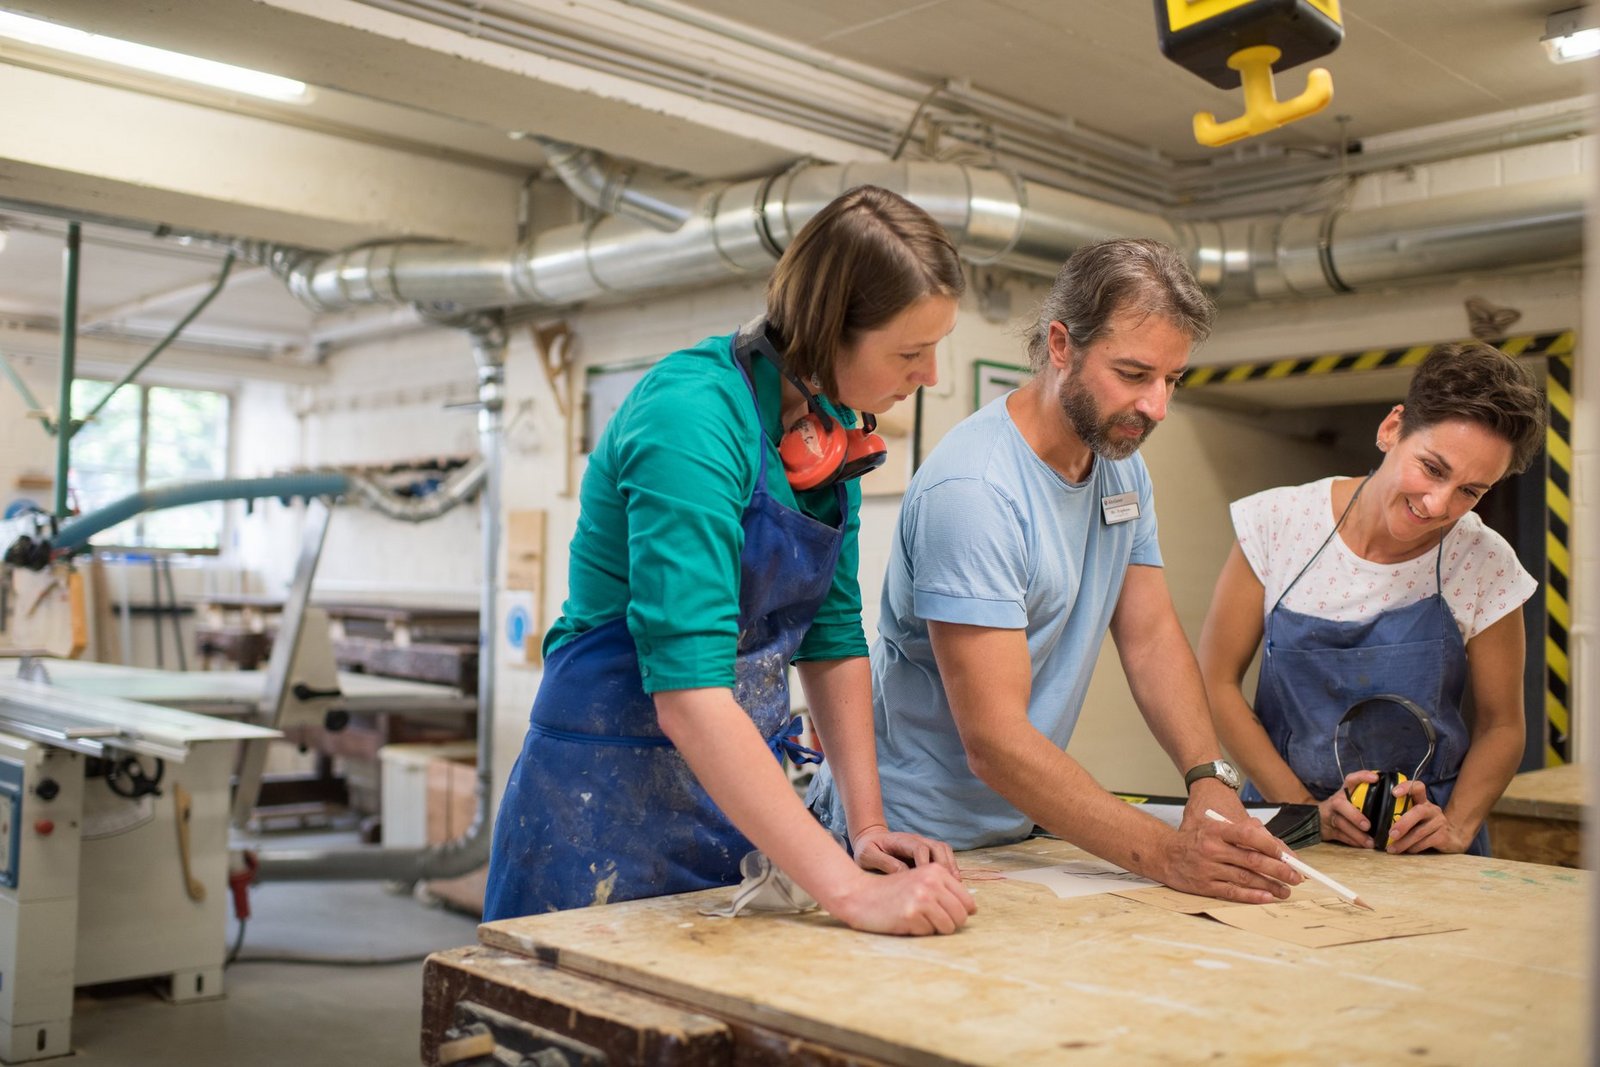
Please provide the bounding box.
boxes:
[1179,332,1570,389]
[1545,353,1573,765]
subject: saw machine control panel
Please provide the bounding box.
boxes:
[0,756,20,889]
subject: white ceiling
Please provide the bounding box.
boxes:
[0,0,1591,368]
[678,0,1587,157]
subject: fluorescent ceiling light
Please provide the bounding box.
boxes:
[0,10,309,100]
[1542,8,1600,63]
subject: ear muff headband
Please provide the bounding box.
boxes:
[1334,693,1437,784]
[1337,694,1435,853]
[733,321,888,491]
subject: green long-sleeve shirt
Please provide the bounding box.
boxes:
[544,333,868,693]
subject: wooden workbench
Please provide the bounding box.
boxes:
[422,837,1589,1065]
[1490,762,1587,868]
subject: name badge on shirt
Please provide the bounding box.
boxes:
[1101,491,1140,525]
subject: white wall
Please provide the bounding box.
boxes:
[288,331,486,607]
[0,354,66,520]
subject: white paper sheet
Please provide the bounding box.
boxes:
[1004,859,1159,899]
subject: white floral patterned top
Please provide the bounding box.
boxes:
[1231,476,1537,642]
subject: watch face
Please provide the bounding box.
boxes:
[1216,760,1242,790]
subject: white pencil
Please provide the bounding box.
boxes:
[1203,808,1374,910]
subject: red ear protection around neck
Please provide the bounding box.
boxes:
[778,408,886,491]
[735,322,888,492]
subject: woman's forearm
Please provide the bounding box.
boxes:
[1210,683,1316,802]
[1441,720,1524,838]
[796,657,885,841]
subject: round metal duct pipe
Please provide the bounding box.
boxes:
[257,153,1585,315]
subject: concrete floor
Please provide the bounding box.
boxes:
[63,838,481,1066]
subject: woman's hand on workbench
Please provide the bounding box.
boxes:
[1383,781,1469,853]
[851,827,960,876]
[1164,806,1302,904]
[1319,771,1377,849]
[822,865,976,936]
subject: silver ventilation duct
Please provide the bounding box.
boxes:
[251,150,1586,316]
[533,137,699,232]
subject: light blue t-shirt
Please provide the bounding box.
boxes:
[808,392,1162,850]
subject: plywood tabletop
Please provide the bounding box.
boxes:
[478,837,1588,1066]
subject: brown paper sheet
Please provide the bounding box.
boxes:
[1199,897,1465,948]
[1115,886,1465,947]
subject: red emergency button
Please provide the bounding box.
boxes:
[34,819,54,836]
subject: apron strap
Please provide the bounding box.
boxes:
[772,714,823,766]
[731,322,773,488]
[1273,473,1371,614]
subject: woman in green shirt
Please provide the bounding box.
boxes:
[484,186,975,934]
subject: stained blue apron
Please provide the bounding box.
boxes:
[1245,479,1488,855]
[482,354,843,920]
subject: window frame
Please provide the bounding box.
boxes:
[70,378,235,553]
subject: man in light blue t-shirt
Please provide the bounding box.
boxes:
[810,238,1302,904]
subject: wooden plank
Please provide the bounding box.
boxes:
[1489,813,1583,868]
[1493,763,1587,821]
[1490,764,1587,867]
[422,945,898,1066]
[479,838,1587,1066]
[422,945,732,1066]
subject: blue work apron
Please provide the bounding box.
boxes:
[482,358,843,920]
[1246,482,1487,855]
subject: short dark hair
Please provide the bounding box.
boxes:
[765,185,965,394]
[1027,238,1214,372]
[1401,342,1546,476]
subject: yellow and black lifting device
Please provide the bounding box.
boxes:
[1155,0,1343,147]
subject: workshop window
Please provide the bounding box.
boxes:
[70,381,231,550]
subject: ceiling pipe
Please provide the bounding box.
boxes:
[532,136,699,232]
[255,314,506,885]
[248,152,1584,317]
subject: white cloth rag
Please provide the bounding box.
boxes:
[697,851,817,919]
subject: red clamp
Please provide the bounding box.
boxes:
[228,851,260,921]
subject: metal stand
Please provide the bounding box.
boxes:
[229,498,334,830]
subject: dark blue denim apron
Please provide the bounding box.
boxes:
[483,353,840,920]
[1244,477,1488,855]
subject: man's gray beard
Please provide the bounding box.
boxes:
[1060,374,1155,461]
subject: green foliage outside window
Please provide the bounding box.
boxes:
[70,381,230,550]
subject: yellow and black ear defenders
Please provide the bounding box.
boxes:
[1335,695,1438,852]
[734,322,887,492]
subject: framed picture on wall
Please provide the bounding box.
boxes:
[973,360,1029,412]
[861,404,915,498]
[582,358,657,453]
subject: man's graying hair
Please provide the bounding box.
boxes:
[1027,238,1215,372]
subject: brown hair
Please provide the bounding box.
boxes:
[1026,238,1213,372]
[765,185,965,394]
[1400,342,1546,476]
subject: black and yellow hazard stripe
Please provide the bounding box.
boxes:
[1178,330,1571,389]
[1544,350,1573,765]
[1182,330,1578,765]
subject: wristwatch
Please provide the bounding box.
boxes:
[1183,758,1242,792]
